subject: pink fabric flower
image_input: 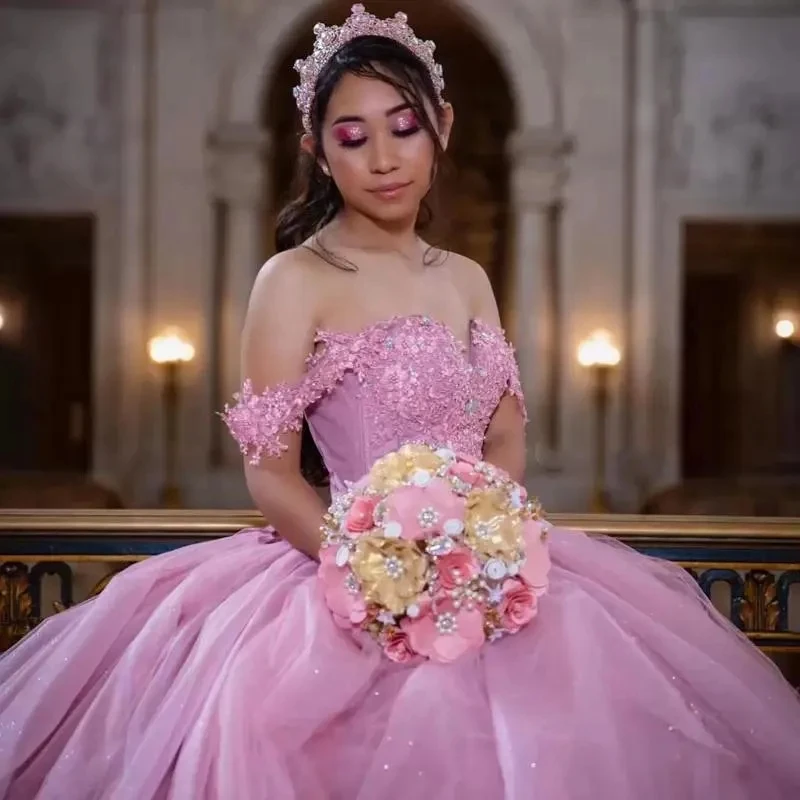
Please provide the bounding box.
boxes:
[437,547,481,590]
[520,520,551,595]
[318,548,367,627]
[499,578,537,633]
[402,599,485,664]
[345,496,377,535]
[383,479,466,541]
[383,629,416,664]
[448,460,487,489]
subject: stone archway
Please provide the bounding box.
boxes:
[208,0,572,470]
[219,0,556,132]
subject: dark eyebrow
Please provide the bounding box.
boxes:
[330,103,411,126]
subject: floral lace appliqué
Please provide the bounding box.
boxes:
[221,380,306,464]
[222,316,526,465]
[471,318,527,424]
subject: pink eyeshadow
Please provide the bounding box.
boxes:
[394,111,419,131]
[333,125,365,143]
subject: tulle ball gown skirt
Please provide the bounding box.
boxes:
[1,526,799,799]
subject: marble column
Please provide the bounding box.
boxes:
[507,127,572,476]
[206,122,270,464]
[629,0,666,503]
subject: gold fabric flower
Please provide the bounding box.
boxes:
[368,444,446,492]
[368,452,412,492]
[399,443,447,472]
[464,488,524,560]
[350,536,429,615]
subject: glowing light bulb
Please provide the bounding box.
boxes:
[775,319,795,340]
[577,329,621,368]
[147,327,195,364]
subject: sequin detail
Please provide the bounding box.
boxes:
[222,316,527,465]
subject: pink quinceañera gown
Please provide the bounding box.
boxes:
[1,315,799,799]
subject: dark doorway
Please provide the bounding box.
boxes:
[681,221,800,479]
[0,215,93,472]
[681,269,744,478]
[777,339,800,472]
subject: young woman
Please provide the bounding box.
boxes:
[1,6,798,798]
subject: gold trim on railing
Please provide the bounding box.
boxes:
[0,510,798,538]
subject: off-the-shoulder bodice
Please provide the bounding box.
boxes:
[222,315,525,492]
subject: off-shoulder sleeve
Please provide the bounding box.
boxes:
[220,379,309,464]
[220,335,367,464]
[498,342,528,425]
[502,346,525,412]
[472,319,528,424]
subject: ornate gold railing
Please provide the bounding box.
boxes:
[1,511,799,671]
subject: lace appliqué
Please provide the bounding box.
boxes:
[221,380,306,464]
[222,316,527,465]
[317,316,480,460]
[471,319,528,424]
[220,333,380,464]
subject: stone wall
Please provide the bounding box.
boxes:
[1,0,799,511]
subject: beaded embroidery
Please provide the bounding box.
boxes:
[222,316,526,465]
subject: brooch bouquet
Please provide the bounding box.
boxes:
[318,444,551,664]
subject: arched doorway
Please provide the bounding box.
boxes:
[261,0,516,307]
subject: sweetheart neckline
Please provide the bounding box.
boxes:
[313,314,504,355]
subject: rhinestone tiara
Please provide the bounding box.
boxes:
[293,4,445,134]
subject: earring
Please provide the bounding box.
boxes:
[320,163,331,177]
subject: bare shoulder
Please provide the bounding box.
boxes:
[442,250,500,324]
[249,246,327,319]
[241,248,329,386]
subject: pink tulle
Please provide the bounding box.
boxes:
[1,526,799,799]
